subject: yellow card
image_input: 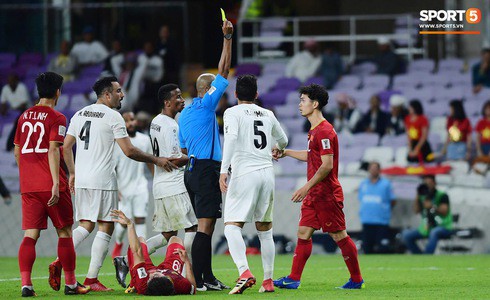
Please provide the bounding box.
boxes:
[220,8,227,21]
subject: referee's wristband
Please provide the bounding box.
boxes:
[224,33,232,40]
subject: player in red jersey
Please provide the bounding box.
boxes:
[13,72,90,297]
[111,209,196,296]
[272,84,364,290]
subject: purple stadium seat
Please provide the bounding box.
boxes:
[257,74,280,94]
[259,31,283,50]
[44,52,58,66]
[273,77,301,91]
[282,118,304,134]
[351,132,380,147]
[334,75,361,90]
[262,62,286,76]
[79,64,104,78]
[425,101,445,118]
[275,104,299,119]
[447,72,472,88]
[277,159,306,175]
[465,88,490,102]
[339,145,365,163]
[402,87,433,102]
[350,62,377,76]
[423,74,450,87]
[18,53,43,66]
[275,177,297,191]
[290,132,307,149]
[363,74,390,90]
[377,90,401,111]
[392,74,419,90]
[304,76,323,86]
[260,89,289,108]
[286,91,300,105]
[0,52,16,67]
[56,95,70,110]
[432,86,464,103]
[408,59,435,73]
[465,101,482,117]
[380,134,407,147]
[438,58,464,73]
[235,63,261,77]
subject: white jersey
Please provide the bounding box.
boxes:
[114,131,152,197]
[221,104,288,178]
[149,114,186,198]
[67,104,128,190]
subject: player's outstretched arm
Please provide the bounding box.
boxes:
[175,248,197,289]
[111,209,144,265]
[283,149,308,162]
[63,135,76,194]
[47,141,62,207]
[116,137,178,171]
[13,145,20,166]
[217,20,233,79]
[291,154,333,202]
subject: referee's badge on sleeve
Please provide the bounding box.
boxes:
[321,138,331,150]
[207,86,216,95]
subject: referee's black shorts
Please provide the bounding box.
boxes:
[184,159,222,219]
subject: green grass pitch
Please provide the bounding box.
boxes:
[1,254,489,299]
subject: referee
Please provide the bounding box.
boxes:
[178,20,233,291]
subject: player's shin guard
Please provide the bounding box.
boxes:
[289,238,312,281]
[86,231,111,279]
[257,229,275,280]
[184,232,196,263]
[113,223,125,244]
[224,225,249,276]
[58,237,76,286]
[19,237,37,287]
[146,234,168,255]
[72,226,90,249]
[336,236,363,283]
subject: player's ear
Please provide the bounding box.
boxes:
[234,91,238,100]
[255,92,259,101]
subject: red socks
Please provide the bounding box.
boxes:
[336,236,363,283]
[19,237,37,286]
[58,237,76,285]
[289,238,312,281]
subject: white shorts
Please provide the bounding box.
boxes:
[153,192,197,232]
[119,191,149,218]
[75,188,118,222]
[224,167,275,223]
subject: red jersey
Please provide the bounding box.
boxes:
[447,117,471,142]
[131,263,194,295]
[13,106,68,193]
[475,118,490,144]
[305,120,343,202]
[404,115,429,141]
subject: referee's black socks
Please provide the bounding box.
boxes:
[192,232,215,285]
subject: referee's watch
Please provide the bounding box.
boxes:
[224,33,232,40]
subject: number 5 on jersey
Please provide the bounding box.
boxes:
[79,121,91,150]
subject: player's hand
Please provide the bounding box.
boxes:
[222,20,233,36]
[111,209,132,225]
[291,185,309,202]
[219,173,228,193]
[173,247,190,263]
[48,183,60,207]
[272,147,285,161]
[157,157,179,172]
[68,174,75,194]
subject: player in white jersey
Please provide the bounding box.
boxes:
[51,76,178,292]
[111,111,154,259]
[219,75,288,294]
[146,84,197,256]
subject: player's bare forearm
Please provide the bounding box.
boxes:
[284,149,308,161]
[126,222,145,265]
[48,142,61,189]
[218,21,233,78]
[63,135,76,175]
[14,145,20,166]
[306,159,333,190]
[181,148,188,155]
[169,154,189,167]
[184,260,197,290]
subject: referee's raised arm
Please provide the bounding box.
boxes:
[218,20,233,79]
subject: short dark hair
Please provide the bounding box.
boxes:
[236,75,257,102]
[299,84,329,110]
[36,72,64,99]
[422,174,436,183]
[92,76,118,98]
[158,84,179,102]
[449,100,466,120]
[409,99,424,115]
[482,100,490,116]
[145,276,174,296]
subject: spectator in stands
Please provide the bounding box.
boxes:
[402,175,453,254]
[387,94,408,136]
[358,161,396,254]
[333,93,361,133]
[440,100,472,161]
[373,37,402,77]
[119,53,144,112]
[103,39,124,77]
[48,40,77,81]
[475,100,490,157]
[0,74,30,116]
[320,44,343,89]
[136,41,164,114]
[70,26,109,66]
[216,93,231,134]
[354,94,390,137]
[135,111,152,135]
[405,100,432,163]
[0,176,11,205]
[285,39,322,82]
[157,25,181,85]
[472,46,490,94]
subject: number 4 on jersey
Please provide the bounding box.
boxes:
[79,121,91,150]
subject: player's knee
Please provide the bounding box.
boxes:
[57,226,72,238]
[255,222,272,231]
[24,229,40,240]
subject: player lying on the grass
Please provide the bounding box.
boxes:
[111,209,196,295]
[272,84,364,290]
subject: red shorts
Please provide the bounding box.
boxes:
[22,190,73,230]
[156,243,185,274]
[299,200,346,233]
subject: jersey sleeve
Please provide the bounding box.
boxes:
[66,114,78,137]
[220,109,238,174]
[317,128,336,156]
[202,74,229,111]
[173,276,195,295]
[112,112,129,139]
[178,125,186,149]
[130,263,149,295]
[270,112,288,150]
[49,114,67,144]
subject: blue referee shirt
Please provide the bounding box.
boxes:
[358,177,395,225]
[178,74,228,161]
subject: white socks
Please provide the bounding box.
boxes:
[146,234,168,255]
[135,224,146,239]
[224,225,249,275]
[113,223,125,244]
[184,232,196,262]
[86,231,111,279]
[257,229,275,280]
[72,226,90,249]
